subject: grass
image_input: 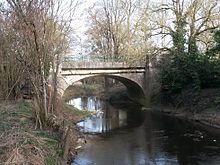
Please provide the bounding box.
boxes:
[0,102,29,132]
[39,131,63,165]
[0,85,96,164]
[0,101,64,164]
[64,103,91,118]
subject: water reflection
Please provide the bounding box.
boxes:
[72,107,220,165]
[67,97,136,133]
[67,97,103,111]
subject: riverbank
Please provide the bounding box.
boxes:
[0,100,91,164]
[0,101,63,164]
[54,84,105,163]
[149,88,220,129]
[150,105,220,130]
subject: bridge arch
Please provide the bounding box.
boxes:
[58,74,147,105]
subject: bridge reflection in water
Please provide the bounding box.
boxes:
[67,96,131,133]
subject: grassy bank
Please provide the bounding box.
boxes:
[0,101,63,164]
[0,101,92,164]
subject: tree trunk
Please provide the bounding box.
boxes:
[144,54,151,105]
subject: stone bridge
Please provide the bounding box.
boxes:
[55,61,148,105]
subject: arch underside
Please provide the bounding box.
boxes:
[65,74,146,105]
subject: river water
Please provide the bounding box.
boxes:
[69,96,220,165]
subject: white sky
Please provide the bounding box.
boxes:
[69,0,96,56]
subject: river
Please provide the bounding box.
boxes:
[68,96,220,165]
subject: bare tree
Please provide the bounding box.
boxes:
[4,0,78,128]
[87,0,150,63]
[152,0,220,54]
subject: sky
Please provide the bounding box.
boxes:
[69,0,96,57]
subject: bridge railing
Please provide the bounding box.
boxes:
[61,61,131,69]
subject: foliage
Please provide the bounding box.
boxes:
[156,0,220,96]
[159,29,220,94]
[207,30,220,57]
